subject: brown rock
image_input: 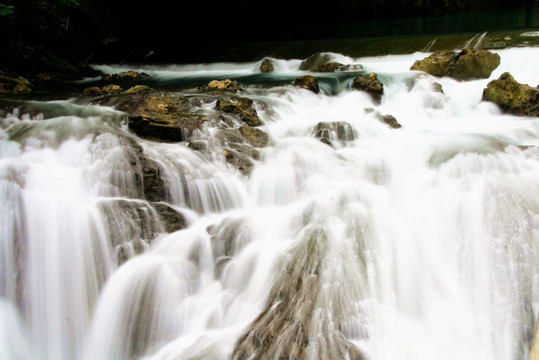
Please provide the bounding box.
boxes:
[352,73,384,103]
[294,75,320,94]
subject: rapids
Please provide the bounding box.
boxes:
[1,44,539,360]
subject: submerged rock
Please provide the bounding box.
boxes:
[352,73,384,103]
[313,121,357,145]
[294,75,320,94]
[260,58,275,73]
[482,72,539,117]
[411,48,500,80]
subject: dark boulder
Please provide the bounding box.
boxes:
[294,75,320,94]
[482,72,539,117]
[411,48,500,80]
[260,59,274,73]
[152,202,188,233]
[352,73,384,103]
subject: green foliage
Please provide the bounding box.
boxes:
[57,0,80,8]
[0,3,15,17]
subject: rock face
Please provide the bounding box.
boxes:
[126,93,210,142]
[294,75,320,94]
[411,48,500,80]
[352,73,384,103]
[482,72,539,117]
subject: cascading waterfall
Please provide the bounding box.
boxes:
[1,43,538,360]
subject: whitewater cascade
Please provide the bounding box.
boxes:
[1,45,539,360]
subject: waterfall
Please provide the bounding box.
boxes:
[1,45,538,360]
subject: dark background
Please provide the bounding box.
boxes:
[0,0,538,78]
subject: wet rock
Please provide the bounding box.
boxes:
[376,114,401,128]
[432,82,444,94]
[101,84,123,95]
[311,62,345,73]
[82,86,103,96]
[239,124,269,147]
[124,85,151,94]
[294,75,320,94]
[152,202,188,233]
[202,79,242,92]
[313,121,357,143]
[260,59,274,73]
[216,96,263,127]
[0,72,32,95]
[102,70,146,83]
[223,148,255,176]
[410,48,500,80]
[482,72,539,117]
[352,73,384,103]
[299,52,334,71]
[126,93,211,142]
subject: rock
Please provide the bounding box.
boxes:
[311,62,345,73]
[202,79,242,92]
[410,48,500,80]
[152,203,187,233]
[82,86,104,96]
[239,124,269,148]
[124,85,151,94]
[124,93,211,142]
[216,96,263,127]
[101,84,123,95]
[294,75,320,94]
[482,72,539,117]
[352,73,384,103]
[313,122,356,143]
[0,73,32,94]
[260,59,274,73]
[299,53,334,71]
[376,113,401,128]
[223,148,255,176]
[102,70,146,83]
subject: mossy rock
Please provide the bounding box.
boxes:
[0,73,32,95]
[239,124,269,148]
[102,70,146,83]
[260,59,274,73]
[202,79,242,92]
[299,53,334,71]
[216,96,263,127]
[411,48,500,80]
[482,72,539,117]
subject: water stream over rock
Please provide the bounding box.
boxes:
[1,42,539,360]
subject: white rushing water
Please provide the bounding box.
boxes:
[1,45,539,360]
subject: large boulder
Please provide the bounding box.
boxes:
[126,93,211,142]
[216,96,263,126]
[411,48,500,80]
[482,72,539,117]
[352,73,384,103]
[294,75,320,94]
